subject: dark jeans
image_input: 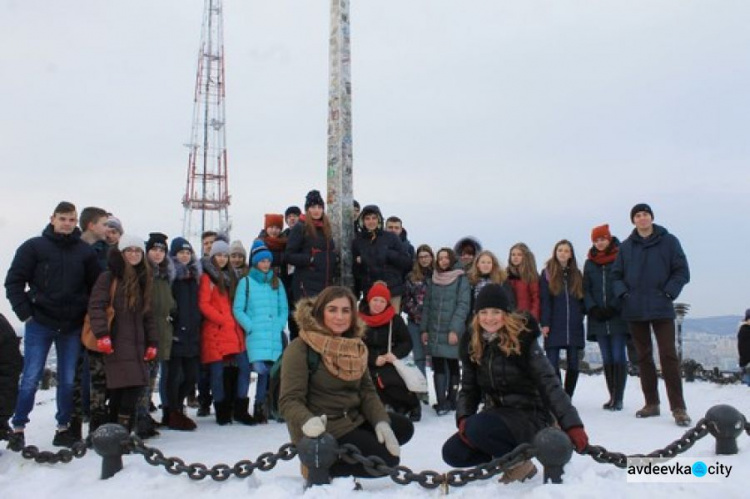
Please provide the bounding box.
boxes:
[629,319,686,411]
[597,334,628,365]
[167,356,199,410]
[545,346,580,371]
[442,411,518,467]
[330,413,414,478]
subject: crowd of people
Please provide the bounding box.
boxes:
[2,193,746,485]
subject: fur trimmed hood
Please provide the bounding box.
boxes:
[293,296,365,339]
[151,255,176,284]
[171,254,201,282]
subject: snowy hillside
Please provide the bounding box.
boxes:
[1,373,748,499]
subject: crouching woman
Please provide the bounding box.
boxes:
[442,284,589,483]
[279,286,414,478]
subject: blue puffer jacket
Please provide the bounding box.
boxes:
[233,267,288,363]
[611,224,690,321]
[539,268,585,349]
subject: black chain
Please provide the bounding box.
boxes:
[128,435,298,481]
[337,441,536,489]
[583,418,711,468]
[8,438,89,464]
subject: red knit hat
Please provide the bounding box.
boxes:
[264,213,284,230]
[366,281,391,304]
[591,224,612,242]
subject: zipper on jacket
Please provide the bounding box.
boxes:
[602,266,610,336]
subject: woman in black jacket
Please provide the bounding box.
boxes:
[442,284,589,483]
[359,281,421,421]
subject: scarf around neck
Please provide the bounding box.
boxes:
[588,244,619,266]
[432,268,464,286]
[299,329,368,382]
[359,305,396,328]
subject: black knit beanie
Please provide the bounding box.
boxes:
[146,232,168,252]
[630,203,654,222]
[304,190,325,211]
[474,284,511,313]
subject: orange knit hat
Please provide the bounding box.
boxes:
[591,224,612,242]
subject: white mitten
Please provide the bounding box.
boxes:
[374,421,400,457]
[301,415,327,438]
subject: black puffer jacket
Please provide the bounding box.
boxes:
[456,315,583,443]
[170,255,202,358]
[284,221,336,301]
[0,313,23,422]
[352,206,412,298]
[5,225,101,333]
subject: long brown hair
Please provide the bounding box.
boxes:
[468,311,528,363]
[435,247,457,272]
[304,209,333,240]
[121,253,152,312]
[311,286,362,338]
[408,244,434,283]
[544,239,583,298]
[211,254,239,301]
[467,250,507,286]
[507,242,538,284]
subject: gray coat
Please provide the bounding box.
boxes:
[421,273,471,359]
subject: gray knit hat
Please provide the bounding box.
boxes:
[209,240,230,257]
[229,240,247,258]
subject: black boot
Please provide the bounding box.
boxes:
[214,400,233,426]
[611,363,627,411]
[68,417,83,441]
[564,370,579,399]
[433,374,449,416]
[89,408,109,436]
[408,402,422,422]
[136,414,160,439]
[602,364,615,410]
[447,374,460,411]
[253,402,268,424]
[233,398,256,425]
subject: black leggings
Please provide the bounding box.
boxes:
[330,412,414,478]
[108,386,142,420]
[432,357,460,377]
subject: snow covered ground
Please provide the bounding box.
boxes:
[1,373,748,499]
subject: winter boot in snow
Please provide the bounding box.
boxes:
[602,364,615,409]
[564,369,579,399]
[253,402,268,425]
[68,417,83,441]
[136,414,160,439]
[611,363,627,411]
[214,400,233,426]
[499,460,538,484]
[168,407,197,431]
[52,426,79,448]
[232,398,256,425]
[8,430,25,451]
[433,374,449,416]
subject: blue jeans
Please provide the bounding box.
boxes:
[545,346,580,372]
[597,334,628,365]
[251,361,271,404]
[13,319,81,429]
[407,321,426,376]
[208,352,250,402]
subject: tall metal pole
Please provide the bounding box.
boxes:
[674,302,690,367]
[326,0,354,288]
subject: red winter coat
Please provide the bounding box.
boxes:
[508,276,540,321]
[198,273,245,364]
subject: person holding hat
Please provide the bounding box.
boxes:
[583,225,629,411]
[284,190,337,308]
[359,281,421,422]
[234,240,289,423]
[737,309,750,387]
[441,284,589,483]
[165,237,201,430]
[612,203,691,426]
[88,234,158,432]
[198,240,254,425]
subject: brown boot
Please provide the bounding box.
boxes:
[673,408,691,427]
[500,460,538,484]
[635,404,660,418]
[168,409,197,431]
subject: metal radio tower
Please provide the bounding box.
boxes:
[182,0,231,242]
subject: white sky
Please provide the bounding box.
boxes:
[1,0,749,320]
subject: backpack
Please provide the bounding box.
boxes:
[266,344,320,422]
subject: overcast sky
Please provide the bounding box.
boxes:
[1,0,748,321]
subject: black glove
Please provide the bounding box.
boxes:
[588,306,605,321]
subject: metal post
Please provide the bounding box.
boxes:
[92,423,130,479]
[705,405,746,455]
[532,427,573,484]
[297,433,339,488]
[326,0,354,288]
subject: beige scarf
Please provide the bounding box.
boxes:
[299,329,368,381]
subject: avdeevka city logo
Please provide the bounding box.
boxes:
[691,461,707,478]
[626,457,733,483]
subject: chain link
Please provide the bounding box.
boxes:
[128,435,297,481]
[8,438,90,465]
[582,418,711,468]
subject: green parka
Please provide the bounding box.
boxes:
[279,297,389,445]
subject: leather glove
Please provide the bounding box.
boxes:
[566,426,589,452]
[375,421,400,457]
[301,415,327,438]
[144,346,157,361]
[97,336,114,355]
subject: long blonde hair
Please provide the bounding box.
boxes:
[468,311,529,363]
[467,250,507,286]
